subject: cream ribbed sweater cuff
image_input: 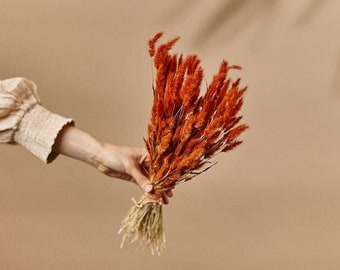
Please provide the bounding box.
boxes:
[14,104,73,163]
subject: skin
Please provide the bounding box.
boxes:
[53,124,173,203]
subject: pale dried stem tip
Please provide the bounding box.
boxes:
[118,193,165,255]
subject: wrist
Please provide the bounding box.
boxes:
[54,125,104,167]
[89,141,107,168]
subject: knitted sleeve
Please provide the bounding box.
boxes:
[0,77,73,163]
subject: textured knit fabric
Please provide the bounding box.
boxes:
[0,77,73,163]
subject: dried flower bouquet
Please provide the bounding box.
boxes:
[119,32,248,255]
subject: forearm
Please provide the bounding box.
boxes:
[52,124,153,193]
[53,124,103,167]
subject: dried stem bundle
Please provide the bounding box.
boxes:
[119,32,248,254]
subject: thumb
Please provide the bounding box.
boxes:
[130,166,153,193]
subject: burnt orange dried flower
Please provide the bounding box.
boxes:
[119,32,248,255]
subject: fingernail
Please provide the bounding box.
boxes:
[144,184,153,193]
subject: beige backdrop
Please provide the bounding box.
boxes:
[1,0,340,269]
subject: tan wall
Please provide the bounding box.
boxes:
[1,1,340,269]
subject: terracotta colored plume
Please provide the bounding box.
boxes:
[146,32,248,198]
[119,32,248,254]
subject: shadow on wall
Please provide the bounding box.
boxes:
[192,0,278,47]
[295,0,339,94]
[166,0,330,46]
[165,0,340,93]
[294,0,340,94]
[294,0,327,26]
[164,0,278,47]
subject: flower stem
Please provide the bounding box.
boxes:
[119,193,165,255]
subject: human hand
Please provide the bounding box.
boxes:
[96,144,152,192]
[97,144,173,203]
[53,125,173,203]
